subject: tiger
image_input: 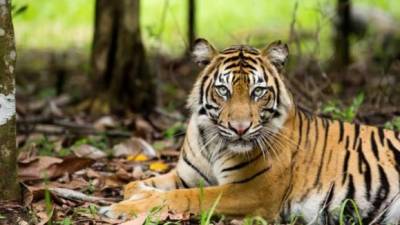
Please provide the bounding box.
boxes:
[100,39,400,224]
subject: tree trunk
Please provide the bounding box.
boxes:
[0,0,20,202]
[90,0,155,114]
[187,0,196,52]
[334,0,351,70]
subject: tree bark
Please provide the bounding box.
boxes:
[90,0,155,114]
[334,0,351,70]
[0,0,20,202]
[187,0,196,52]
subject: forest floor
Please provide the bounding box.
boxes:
[10,48,400,225]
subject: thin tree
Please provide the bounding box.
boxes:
[90,0,156,114]
[187,0,196,52]
[334,0,351,70]
[0,0,20,204]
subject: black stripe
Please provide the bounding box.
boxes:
[241,63,257,71]
[364,165,390,224]
[241,56,257,64]
[296,110,303,151]
[304,112,311,148]
[182,152,212,184]
[342,175,356,223]
[178,175,190,188]
[314,119,330,186]
[357,141,372,200]
[342,148,351,185]
[233,167,271,184]
[198,127,212,161]
[345,136,350,149]
[345,174,355,201]
[225,63,239,70]
[338,121,345,142]
[221,153,262,173]
[199,75,209,104]
[273,77,281,106]
[387,138,400,173]
[370,131,380,161]
[223,56,240,64]
[377,128,386,146]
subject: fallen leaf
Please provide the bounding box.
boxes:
[18,156,94,181]
[94,116,118,130]
[112,137,156,158]
[149,161,169,173]
[115,168,132,181]
[134,116,154,141]
[72,144,106,160]
[127,153,149,162]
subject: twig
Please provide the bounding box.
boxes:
[17,117,132,137]
[49,187,113,205]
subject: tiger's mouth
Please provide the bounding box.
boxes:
[226,138,255,153]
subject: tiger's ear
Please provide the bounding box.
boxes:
[262,40,289,71]
[192,38,218,67]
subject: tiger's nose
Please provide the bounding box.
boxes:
[228,121,251,135]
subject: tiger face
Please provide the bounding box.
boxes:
[189,39,293,153]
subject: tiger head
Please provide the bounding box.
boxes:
[188,39,294,153]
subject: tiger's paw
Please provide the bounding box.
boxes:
[99,191,167,219]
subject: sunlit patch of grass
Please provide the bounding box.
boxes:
[12,0,400,56]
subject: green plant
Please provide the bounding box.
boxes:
[55,217,72,225]
[73,135,109,151]
[36,136,55,156]
[384,116,400,131]
[322,93,364,122]
[164,122,185,140]
[143,205,166,225]
[0,214,5,220]
[199,180,223,225]
[243,216,268,225]
[43,174,53,225]
[339,199,363,225]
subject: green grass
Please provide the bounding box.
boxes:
[12,0,400,56]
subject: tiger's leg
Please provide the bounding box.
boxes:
[103,181,281,221]
[123,169,182,199]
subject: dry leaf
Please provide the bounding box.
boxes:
[72,144,106,160]
[149,161,169,172]
[94,116,118,130]
[127,153,149,162]
[112,137,156,158]
[18,156,94,181]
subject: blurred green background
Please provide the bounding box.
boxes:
[13,0,400,57]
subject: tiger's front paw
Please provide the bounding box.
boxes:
[100,190,167,219]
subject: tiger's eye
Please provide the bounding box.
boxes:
[253,87,266,98]
[216,86,229,97]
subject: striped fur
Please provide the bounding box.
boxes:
[101,40,400,224]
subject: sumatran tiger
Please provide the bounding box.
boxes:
[100,39,400,224]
